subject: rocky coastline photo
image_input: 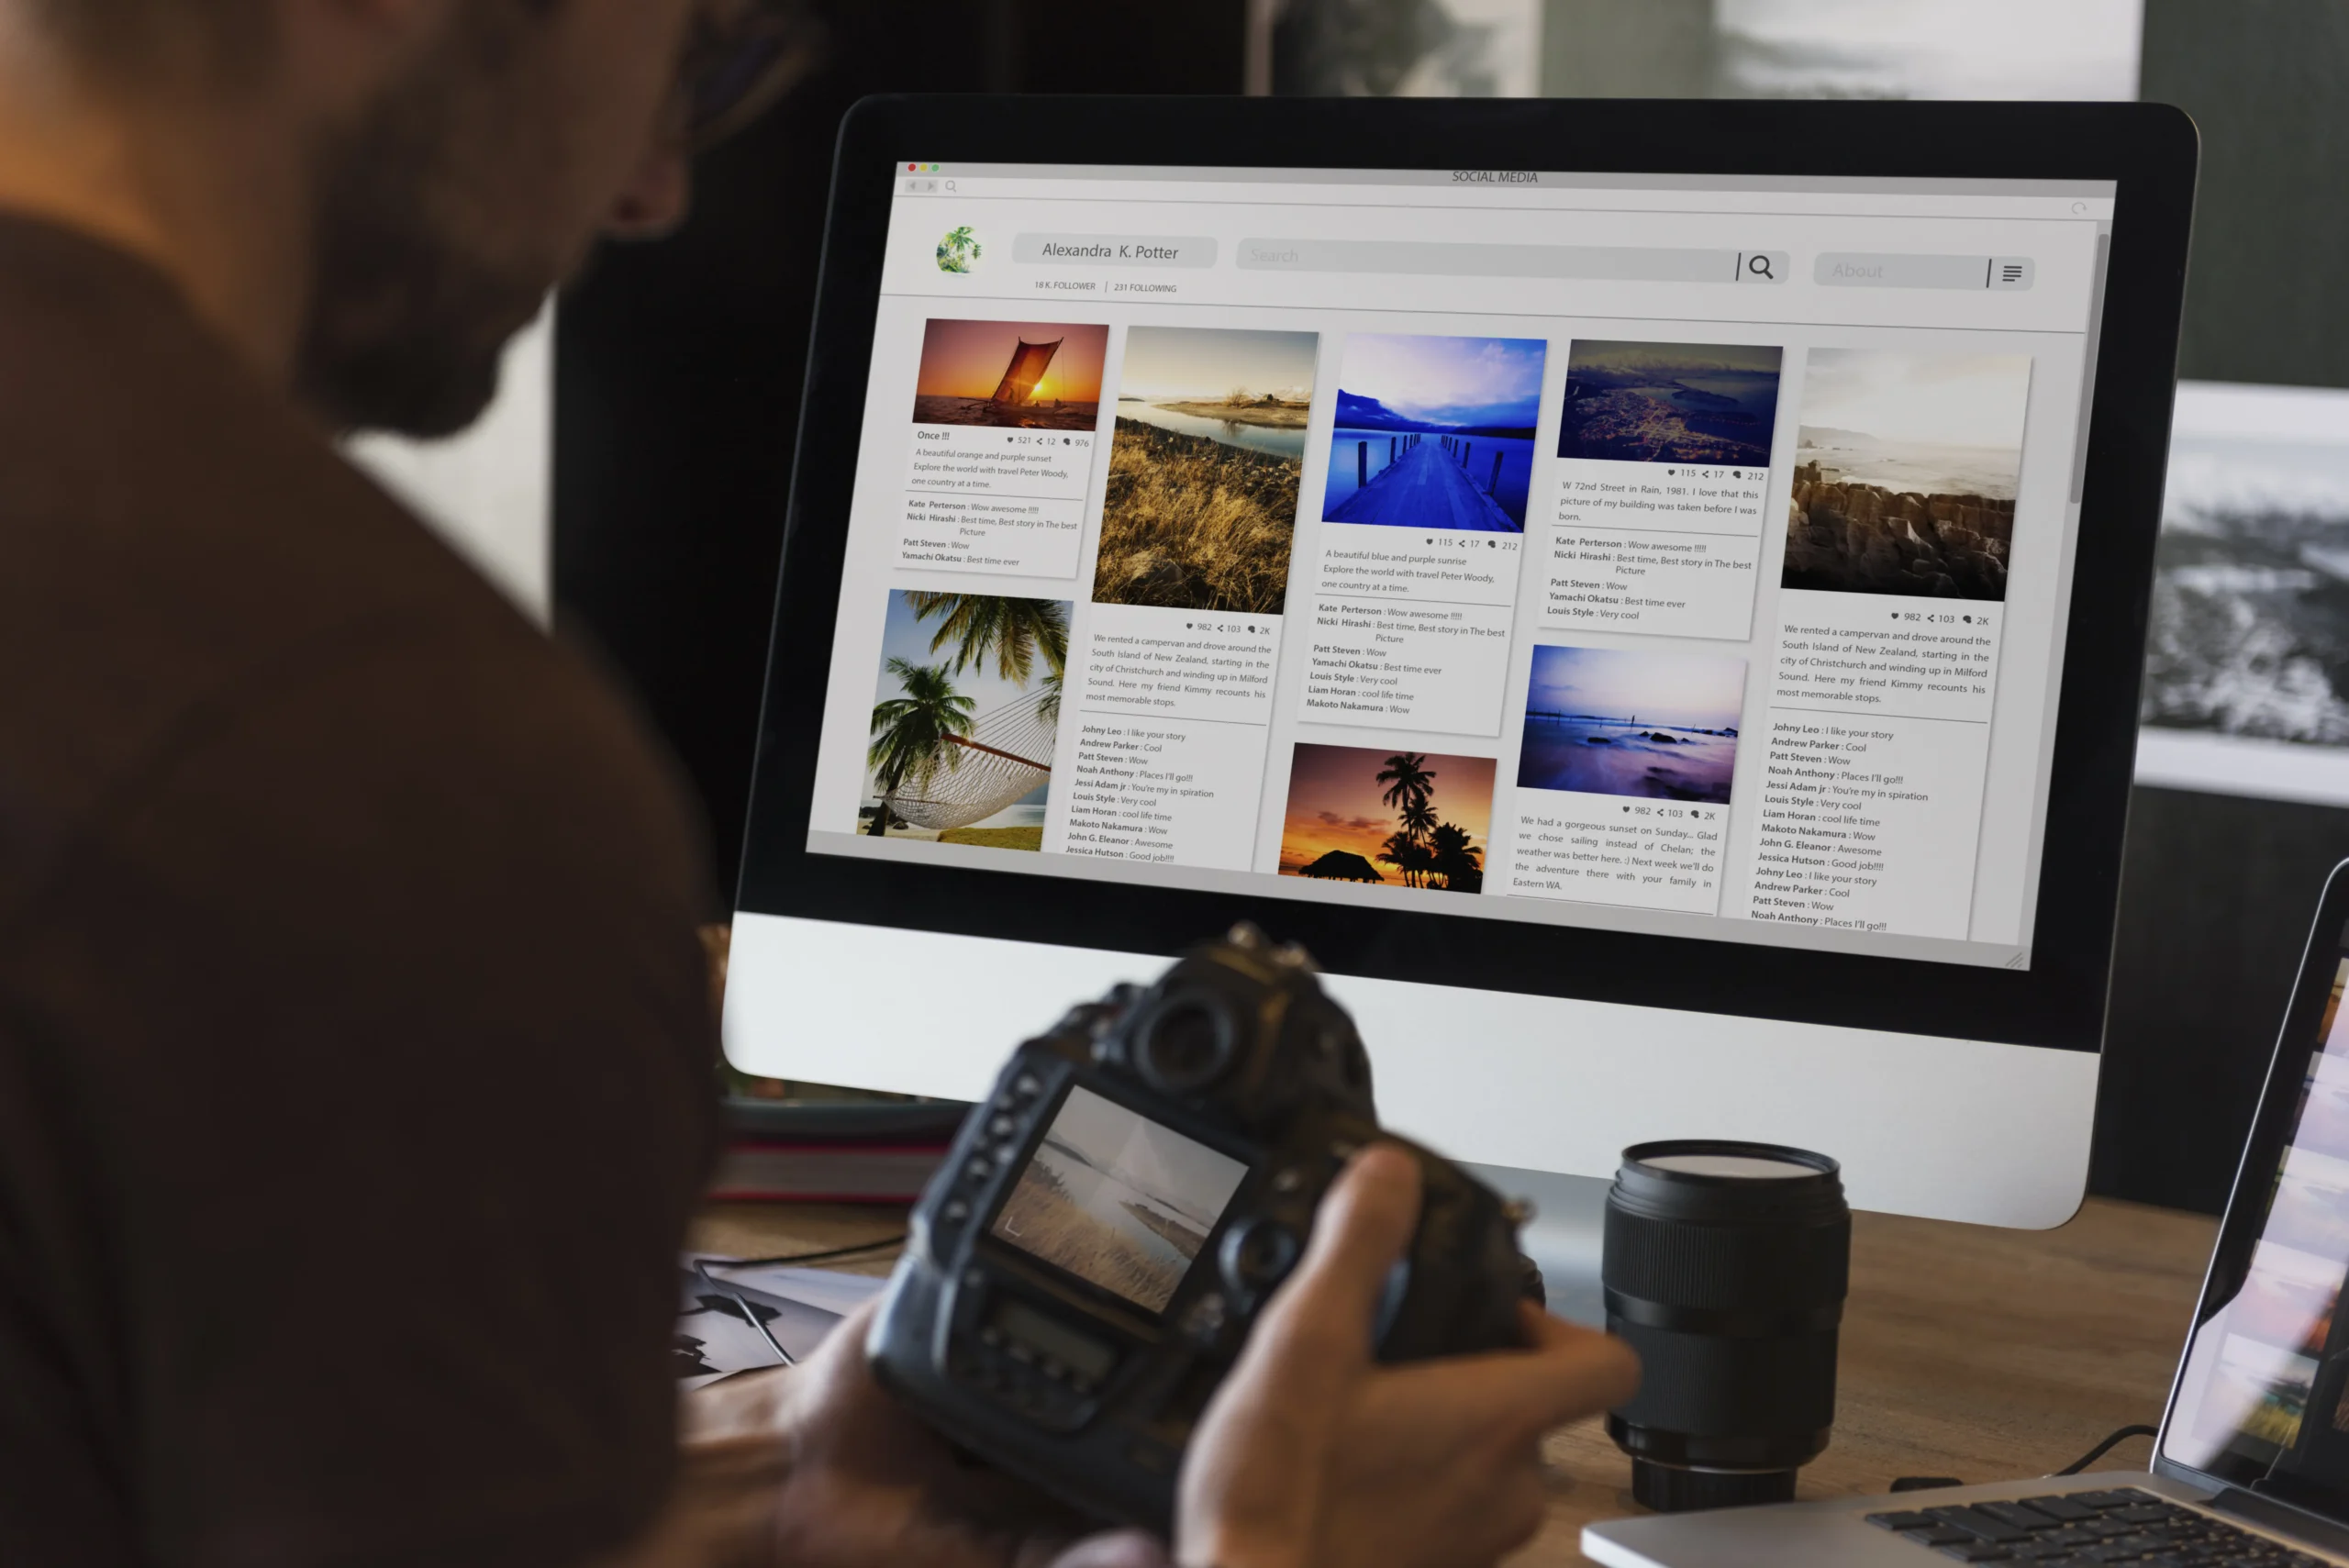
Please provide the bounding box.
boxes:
[1781,462,2015,600]
[1781,348,2033,602]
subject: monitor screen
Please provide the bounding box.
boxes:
[2164,923,2349,1507]
[798,162,2113,973]
[992,1084,1249,1314]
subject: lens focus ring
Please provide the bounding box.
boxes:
[1601,1207,1849,1313]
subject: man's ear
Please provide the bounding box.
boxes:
[272,0,453,113]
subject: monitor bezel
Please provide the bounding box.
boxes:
[733,95,2198,1054]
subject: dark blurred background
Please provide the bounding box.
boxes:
[553,0,2349,1217]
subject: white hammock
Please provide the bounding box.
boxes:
[883,685,1056,831]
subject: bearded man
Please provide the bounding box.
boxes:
[0,6,1635,1566]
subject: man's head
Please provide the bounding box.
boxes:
[23,0,812,436]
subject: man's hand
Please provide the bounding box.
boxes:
[1175,1146,1640,1568]
[679,1297,1166,1568]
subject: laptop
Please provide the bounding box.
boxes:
[1586,858,2349,1567]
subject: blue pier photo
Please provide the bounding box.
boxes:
[1320,333,1545,532]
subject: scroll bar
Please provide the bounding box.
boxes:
[2069,228,2113,506]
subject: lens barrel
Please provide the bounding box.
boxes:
[1601,1140,1850,1512]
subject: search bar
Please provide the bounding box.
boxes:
[1814,252,2036,291]
[1237,239,1787,284]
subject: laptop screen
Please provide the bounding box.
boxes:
[802,164,2113,972]
[2164,917,2349,1507]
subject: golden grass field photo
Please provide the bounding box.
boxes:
[990,1157,1191,1312]
[1091,326,1319,616]
[990,1084,1246,1314]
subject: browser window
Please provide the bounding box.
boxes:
[802,163,2117,972]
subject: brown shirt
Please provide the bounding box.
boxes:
[0,218,718,1567]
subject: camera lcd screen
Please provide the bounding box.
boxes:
[992,1084,1248,1314]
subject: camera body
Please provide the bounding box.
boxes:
[866,928,1532,1529]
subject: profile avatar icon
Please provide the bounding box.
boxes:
[936,226,983,273]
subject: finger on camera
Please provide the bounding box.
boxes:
[1273,1142,1421,1319]
[1383,1312,1635,1438]
[1241,1142,1421,1388]
[1520,1304,1641,1412]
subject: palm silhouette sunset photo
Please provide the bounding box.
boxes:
[1280,744,1493,894]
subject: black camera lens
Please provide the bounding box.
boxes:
[1601,1140,1850,1512]
[1132,996,1236,1093]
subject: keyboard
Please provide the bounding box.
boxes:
[1864,1485,2333,1564]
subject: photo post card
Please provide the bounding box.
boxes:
[1057,327,1319,875]
[1500,644,1744,915]
[1544,340,1783,641]
[900,318,1109,578]
[1742,347,2032,942]
[1302,332,1545,738]
[1073,326,1309,733]
[1771,347,2032,727]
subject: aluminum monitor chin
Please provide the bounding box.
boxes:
[723,96,2198,1229]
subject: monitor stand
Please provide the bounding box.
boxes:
[1466,1162,1610,1327]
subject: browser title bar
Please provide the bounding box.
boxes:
[900,161,2118,201]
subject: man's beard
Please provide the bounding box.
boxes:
[292,27,560,439]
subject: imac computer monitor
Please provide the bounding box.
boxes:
[723,97,2196,1229]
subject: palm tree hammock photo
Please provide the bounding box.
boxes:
[867,593,1069,836]
[875,683,1056,832]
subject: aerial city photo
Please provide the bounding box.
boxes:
[1557,339,1784,469]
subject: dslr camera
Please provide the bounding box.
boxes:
[866,925,1536,1529]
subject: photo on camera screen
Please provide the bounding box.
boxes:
[992,1085,1249,1314]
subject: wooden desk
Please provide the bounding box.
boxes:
[689,1196,2219,1566]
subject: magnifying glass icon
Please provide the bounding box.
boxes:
[945,179,958,192]
[1747,253,1775,281]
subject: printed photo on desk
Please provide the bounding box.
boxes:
[859,589,1067,850]
[2134,383,2349,807]
[675,1260,889,1390]
[1093,326,1319,616]
[1322,332,1544,534]
[1278,744,1493,893]
[1781,347,2032,602]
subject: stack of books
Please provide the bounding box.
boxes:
[710,1095,970,1203]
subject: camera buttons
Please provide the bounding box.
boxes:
[1179,1291,1230,1344]
[1221,1218,1303,1295]
[988,1113,1017,1137]
[965,1155,993,1180]
[942,1200,970,1225]
[1011,1072,1042,1098]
